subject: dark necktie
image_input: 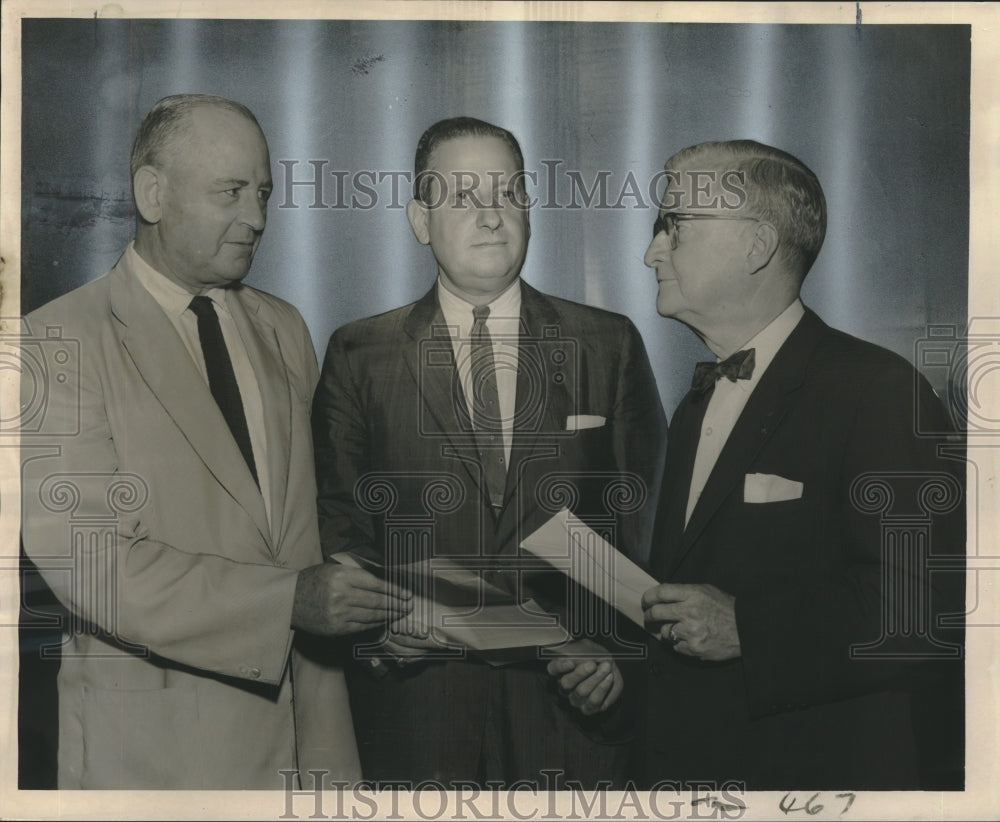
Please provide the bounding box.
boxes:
[470,305,506,509]
[690,347,756,397]
[188,296,259,485]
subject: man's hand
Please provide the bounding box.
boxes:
[292,563,412,636]
[545,638,624,716]
[379,612,450,665]
[641,583,741,661]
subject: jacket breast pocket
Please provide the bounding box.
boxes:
[564,421,612,455]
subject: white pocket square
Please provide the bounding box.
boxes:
[565,414,606,431]
[744,472,803,503]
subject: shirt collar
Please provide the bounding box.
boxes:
[730,299,806,389]
[436,276,522,334]
[128,242,231,318]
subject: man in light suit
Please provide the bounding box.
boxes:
[312,117,667,787]
[637,140,964,788]
[20,94,411,789]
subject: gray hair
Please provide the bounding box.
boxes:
[130,94,261,179]
[667,140,827,277]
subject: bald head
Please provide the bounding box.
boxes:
[130,94,263,182]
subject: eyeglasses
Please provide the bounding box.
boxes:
[652,212,758,249]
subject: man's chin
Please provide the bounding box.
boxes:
[474,271,520,295]
[439,268,521,301]
[216,265,253,286]
[655,289,676,318]
[655,297,684,319]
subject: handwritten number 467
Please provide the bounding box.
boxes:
[779,792,856,816]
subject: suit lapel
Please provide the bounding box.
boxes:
[673,311,827,569]
[228,287,291,551]
[110,261,272,550]
[401,287,483,495]
[651,390,709,577]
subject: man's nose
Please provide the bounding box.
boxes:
[241,193,267,231]
[476,201,503,230]
[644,232,668,267]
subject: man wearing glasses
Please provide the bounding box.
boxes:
[636,140,964,788]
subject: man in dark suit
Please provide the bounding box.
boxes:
[638,140,964,789]
[312,117,667,787]
[20,94,411,788]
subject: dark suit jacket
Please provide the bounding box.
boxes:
[313,281,667,786]
[642,308,964,790]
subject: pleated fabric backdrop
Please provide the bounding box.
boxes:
[21,19,968,413]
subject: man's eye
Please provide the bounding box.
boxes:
[454,191,469,205]
[223,188,240,198]
[259,189,272,204]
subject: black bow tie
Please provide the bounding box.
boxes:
[690,348,756,396]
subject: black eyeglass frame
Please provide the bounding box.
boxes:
[652,211,759,248]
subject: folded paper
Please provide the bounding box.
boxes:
[520,508,658,629]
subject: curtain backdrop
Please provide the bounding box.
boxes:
[21,19,968,415]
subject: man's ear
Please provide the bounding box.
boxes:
[133,166,163,224]
[746,220,779,274]
[406,198,431,245]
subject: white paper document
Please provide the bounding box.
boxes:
[520,508,659,629]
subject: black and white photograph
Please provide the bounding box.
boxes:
[1,2,996,820]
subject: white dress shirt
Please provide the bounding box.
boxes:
[685,299,806,526]
[436,277,522,468]
[129,243,272,523]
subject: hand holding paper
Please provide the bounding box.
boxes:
[641,583,741,661]
[520,510,740,660]
[520,508,659,630]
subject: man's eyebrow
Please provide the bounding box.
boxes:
[213,177,273,189]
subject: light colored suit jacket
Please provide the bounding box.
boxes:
[20,250,360,788]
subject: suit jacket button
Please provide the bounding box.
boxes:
[249,667,262,679]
